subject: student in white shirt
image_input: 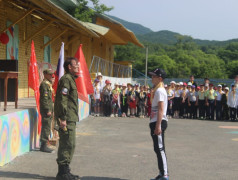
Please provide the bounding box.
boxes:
[93,79,102,117]
[149,68,169,180]
[173,83,181,118]
[215,84,224,120]
[227,84,238,121]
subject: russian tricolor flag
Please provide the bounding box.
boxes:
[53,42,64,94]
[8,26,14,37]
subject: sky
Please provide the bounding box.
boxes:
[91,0,238,41]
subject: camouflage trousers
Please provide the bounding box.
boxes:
[40,115,52,143]
[57,122,76,165]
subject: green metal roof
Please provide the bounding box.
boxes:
[50,0,78,11]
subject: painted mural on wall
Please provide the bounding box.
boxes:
[0,110,30,166]
[6,21,19,60]
[78,98,89,121]
[0,100,89,166]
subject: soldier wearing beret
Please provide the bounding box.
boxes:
[54,57,79,180]
[40,69,54,153]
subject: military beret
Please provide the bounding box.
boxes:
[43,69,53,75]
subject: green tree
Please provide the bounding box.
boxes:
[226,60,238,78]
[72,0,113,22]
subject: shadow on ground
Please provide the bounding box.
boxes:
[0,172,128,180]
[80,177,128,180]
[0,171,55,180]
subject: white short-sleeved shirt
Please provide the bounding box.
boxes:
[174,90,181,98]
[167,90,174,97]
[215,91,224,101]
[94,85,101,99]
[150,87,168,123]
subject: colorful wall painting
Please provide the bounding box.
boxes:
[6,21,19,60]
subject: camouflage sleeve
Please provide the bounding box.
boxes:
[40,83,50,112]
[56,78,70,120]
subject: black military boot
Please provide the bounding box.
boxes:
[56,165,76,180]
[66,164,80,179]
[40,142,54,153]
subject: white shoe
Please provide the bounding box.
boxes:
[110,114,114,117]
[115,114,118,117]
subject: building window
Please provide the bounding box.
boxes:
[44,36,51,63]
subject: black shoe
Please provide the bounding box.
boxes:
[56,173,74,180]
[40,143,54,153]
[57,165,77,180]
[154,174,163,180]
[66,164,80,179]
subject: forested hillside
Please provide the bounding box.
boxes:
[114,36,238,79]
[107,15,153,35]
[111,16,238,79]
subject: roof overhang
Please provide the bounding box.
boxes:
[82,22,128,44]
[95,13,144,48]
[3,0,98,38]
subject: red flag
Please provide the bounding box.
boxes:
[28,40,41,135]
[74,44,93,103]
[75,44,94,94]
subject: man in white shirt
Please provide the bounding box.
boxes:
[149,68,169,180]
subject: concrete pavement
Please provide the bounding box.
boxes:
[1,116,238,180]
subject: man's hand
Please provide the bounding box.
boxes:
[154,126,162,135]
[47,112,52,116]
[59,119,67,131]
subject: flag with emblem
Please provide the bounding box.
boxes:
[74,44,93,103]
[28,40,41,135]
[8,26,14,38]
[53,42,64,93]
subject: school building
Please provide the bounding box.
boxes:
[0,0,143,166]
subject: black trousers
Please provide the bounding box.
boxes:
[150,121,168,176]
[189,101,197,119]
[216,101,222,120]
[103,100,111,116]
[121,103,128,114]
[167,100,173,116]
[207,100,215,120]
[138,101,146,116]
[180,99,188,117]
[230,108,237,121]
[198,100,205,118]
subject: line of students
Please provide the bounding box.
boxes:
[91,80,152,118]
[166,81,238,121]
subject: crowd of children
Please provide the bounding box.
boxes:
[91,73,238,121]
[91,78,152,118]
[165,75,238,121]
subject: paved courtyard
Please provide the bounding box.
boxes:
[1,116,238,180]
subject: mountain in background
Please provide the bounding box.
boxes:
[107,15,153,35]
[108,15,238,46]
[136,30,180,45]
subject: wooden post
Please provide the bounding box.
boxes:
[0,8,35,34]
[41,29,68,49]
[24,20,54,43]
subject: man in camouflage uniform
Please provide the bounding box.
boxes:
[54,57,79,180]
[40,69,54,153]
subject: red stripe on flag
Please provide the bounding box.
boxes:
[28,40,41,135]
[74,45,94,103]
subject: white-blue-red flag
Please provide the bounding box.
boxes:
[53,42,64,94]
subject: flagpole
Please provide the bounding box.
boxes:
[145,46,148,86]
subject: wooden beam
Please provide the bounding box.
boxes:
[0,8,35,34]
[41,29,68,49]
[24,20,54,43]
[56,36,80,52]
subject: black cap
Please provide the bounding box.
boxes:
[149,68,166,79]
